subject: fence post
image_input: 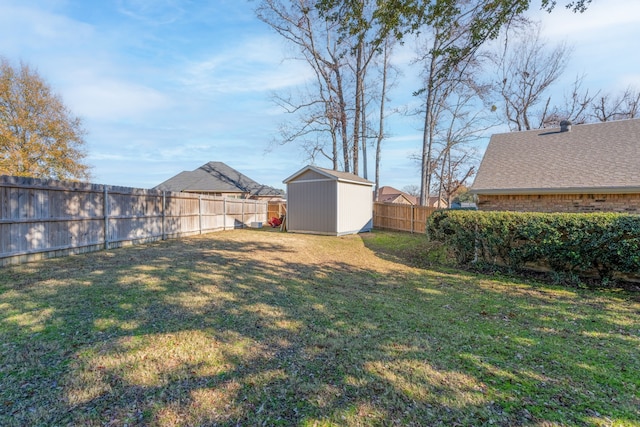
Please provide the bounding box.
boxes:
[411,205,415,234]
[162,191,166,240]
[199,194,203,234]
[103,186,109,249]
[223,198,227,230]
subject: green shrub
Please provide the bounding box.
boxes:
[426,210,640,284]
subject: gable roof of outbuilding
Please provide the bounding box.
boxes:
[283,165,373,186]
[154,161,284,196]
[470,119,640,195]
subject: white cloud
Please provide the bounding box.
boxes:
[90,152,127,161]
[532,1,640,40]
[0,3,172,120]
[115,0,186,25]
[0,4,94,51]
[530,1,640,91]
[65,79,171,120]
[182,37,314,94]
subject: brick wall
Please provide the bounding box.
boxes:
[477,193,640,213]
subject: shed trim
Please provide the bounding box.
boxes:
[286,178,335,184]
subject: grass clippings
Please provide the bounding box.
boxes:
[1,229,638,426]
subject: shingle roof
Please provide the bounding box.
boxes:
[154,161,284,197]
[377,186,418,204]
[283,165,373,185]
[470,119,640,195]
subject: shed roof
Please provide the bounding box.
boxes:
[284,165,373,186]
[470,119,640,195]
[154,161,284,196]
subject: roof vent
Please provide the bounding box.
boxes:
[560,120,572,132]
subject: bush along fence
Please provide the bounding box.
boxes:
[0,175,267,266]
[426,210,640,284]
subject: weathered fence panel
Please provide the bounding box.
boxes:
[0,176,268,266]
[373,202,436,233]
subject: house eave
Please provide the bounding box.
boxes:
[470,186,640,196]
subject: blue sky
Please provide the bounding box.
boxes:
[1,0,639,191]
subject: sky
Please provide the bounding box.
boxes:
[1,0,639,191]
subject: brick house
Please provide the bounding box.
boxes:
[470,119,640,213]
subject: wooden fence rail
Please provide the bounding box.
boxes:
[373,202,436,234]
[0,176,267,266]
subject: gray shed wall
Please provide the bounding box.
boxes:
[287,179,337,234]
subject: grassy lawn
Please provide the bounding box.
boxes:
[1,229,638,426]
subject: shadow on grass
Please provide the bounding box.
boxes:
[1,230,639,426]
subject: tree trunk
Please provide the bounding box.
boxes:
[361,71,368,180]
[420,49,438,207]
[375,39,390,199]
[352,39,363,175]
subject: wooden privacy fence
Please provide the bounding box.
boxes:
[0,176,267,266]
[267,201,287,220]
[373,202,436,233]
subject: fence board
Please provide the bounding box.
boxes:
[268,202,287,221]
[373,202,436,233]
[0,176,268,265]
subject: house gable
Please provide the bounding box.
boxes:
[377,186,417,205]
[154,161,284,198]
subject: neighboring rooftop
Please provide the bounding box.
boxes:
[377,186,418,205]
[471,118,640,195]
[154,161,284,197]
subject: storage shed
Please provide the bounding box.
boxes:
[283,165,374,236]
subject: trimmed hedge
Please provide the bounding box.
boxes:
[426,210,640,282]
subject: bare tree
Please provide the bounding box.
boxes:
[493,22,570,131]
[414,4,488,206]
[591,86,640,122]
[435,152,476,206]
[433,82,490,207]
[402,184,420,198]
[257,0,352,170]
[541,74,595,127]
[491,23,640,130]
[258,0,394,176]
[373,37,396,198]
